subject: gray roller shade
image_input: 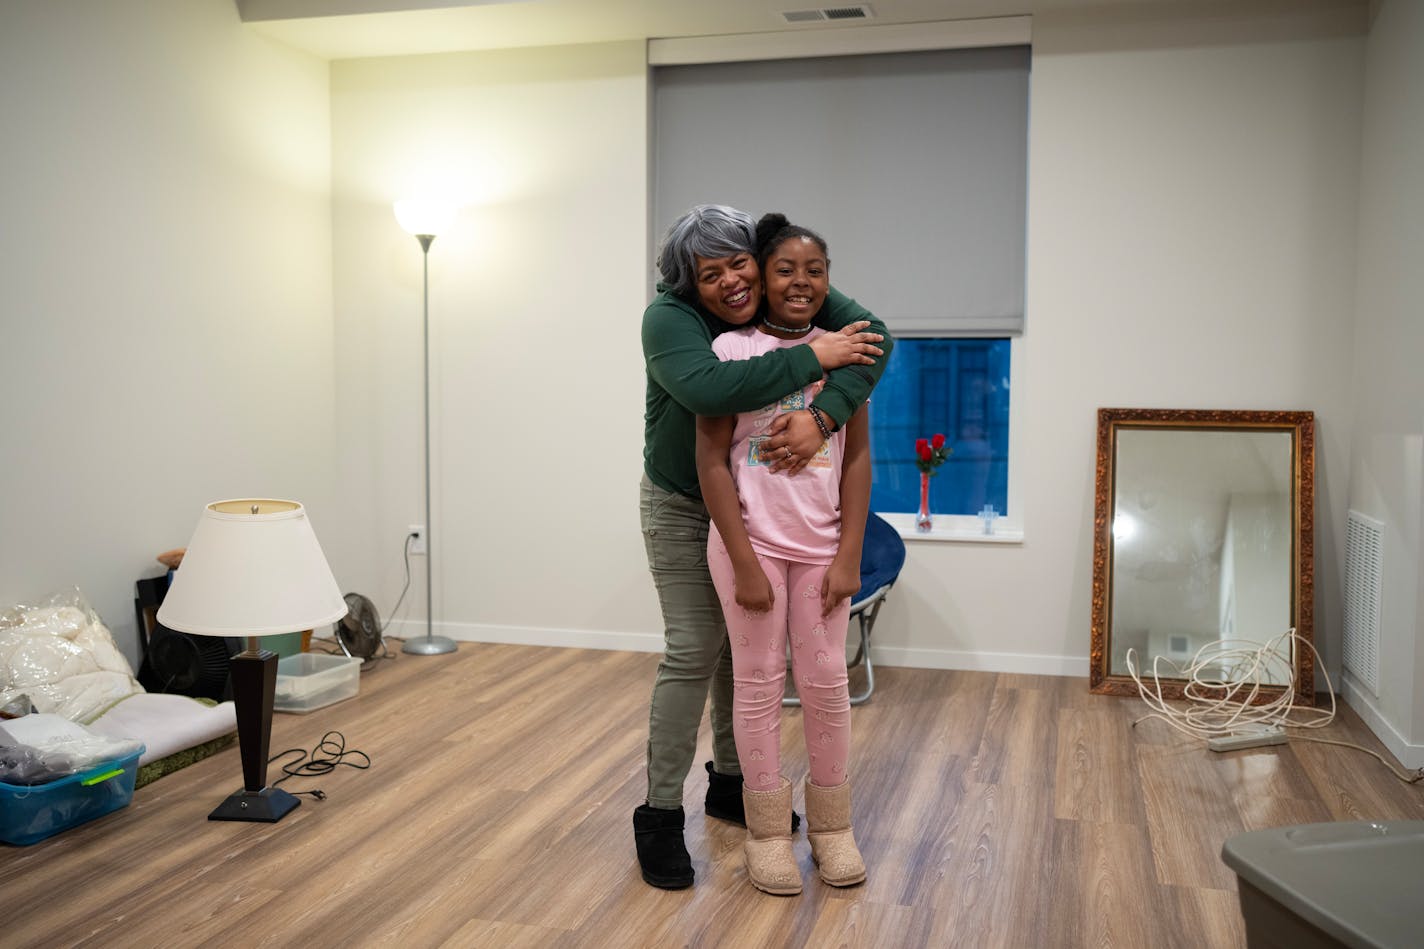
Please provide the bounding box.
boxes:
[653,45,1029,337]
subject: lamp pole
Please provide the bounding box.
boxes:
[403,228,456,655]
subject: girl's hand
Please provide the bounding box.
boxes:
[821,558,860,616]
[735,564,776,614]
[808,321,884,371]
[758,411,823,474]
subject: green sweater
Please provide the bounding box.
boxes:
[642,285,893,498]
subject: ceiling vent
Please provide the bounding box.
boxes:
[781,6,874,24]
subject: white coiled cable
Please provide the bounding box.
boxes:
[1126,629,1422,784]
[1126,628,1333,739]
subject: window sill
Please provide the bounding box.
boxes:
[877,512,1024,544]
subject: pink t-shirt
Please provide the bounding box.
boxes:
[711,326,846,565]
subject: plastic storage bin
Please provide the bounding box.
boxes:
[0,746,144,846]
[273,653,361,713]
[1221,820,1424,949]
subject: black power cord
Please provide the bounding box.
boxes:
[380,532,418,638]
[310,531,415,662]
[268,730,371,801]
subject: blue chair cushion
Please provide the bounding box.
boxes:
[854,513,907,608]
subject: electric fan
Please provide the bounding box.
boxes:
[335,592,384,661]
[138,625,240,702]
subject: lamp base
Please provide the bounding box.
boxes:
[402,635,458,656]
[208,786,301,823]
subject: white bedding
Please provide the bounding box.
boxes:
[0,598,143,723]
[87,692,236,767]
[1,589,236,768]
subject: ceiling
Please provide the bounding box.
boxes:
[238,0,1241,60]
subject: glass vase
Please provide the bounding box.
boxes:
[916,471,933,533]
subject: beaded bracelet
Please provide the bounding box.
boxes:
[807,405,833,441]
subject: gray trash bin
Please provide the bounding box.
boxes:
[1221,820,1424,949]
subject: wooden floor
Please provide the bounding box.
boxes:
[5,642,1422,948]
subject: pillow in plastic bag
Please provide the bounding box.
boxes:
[0,714,144,785]
[0,588,144,725]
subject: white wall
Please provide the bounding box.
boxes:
[327,42,655,645]
[325,4,1370,695]
[0,0,333,667]
[876,3,1365,677]
[1343,0,1424,767]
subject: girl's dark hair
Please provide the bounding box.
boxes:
[754,212,830,268]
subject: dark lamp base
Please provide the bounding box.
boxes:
[208,786,301,823]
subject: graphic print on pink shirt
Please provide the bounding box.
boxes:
[710,327,846,565]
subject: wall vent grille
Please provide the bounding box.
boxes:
[780,6,874,24]
[1342,510,1384,696]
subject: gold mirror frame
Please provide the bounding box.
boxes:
[1089,408,1315,704]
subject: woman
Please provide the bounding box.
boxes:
[636,204,891,889]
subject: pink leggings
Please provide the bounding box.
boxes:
[707,528,852,791]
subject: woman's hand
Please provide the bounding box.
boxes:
[821,557,860,617]
[809,320,884,371]
[734,563,776,613]
[759,411,823,474]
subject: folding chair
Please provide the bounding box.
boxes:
[784,511,906,707]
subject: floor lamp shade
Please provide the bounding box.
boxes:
[157,499,347,823]
[393,199,454,238]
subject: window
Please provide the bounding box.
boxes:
[868,339,1011,519]
[652,35,1029,536]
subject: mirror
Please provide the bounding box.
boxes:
[1090,408,1315,703]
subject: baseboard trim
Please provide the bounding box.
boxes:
[386,620,1089,677]
[1341,676,1424,769]
[388,620,666,654]
[869,645,1089,678]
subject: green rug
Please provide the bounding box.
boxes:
[135,732,237,789]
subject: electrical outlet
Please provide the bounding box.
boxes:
[409,524,426,555]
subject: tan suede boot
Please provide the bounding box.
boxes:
[742,777,802,895]
[804,779,866,887]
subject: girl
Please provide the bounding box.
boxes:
[695,213,869,895]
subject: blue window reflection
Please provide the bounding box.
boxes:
[868,339,1011,517]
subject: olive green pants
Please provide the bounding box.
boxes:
[640,475,740,809]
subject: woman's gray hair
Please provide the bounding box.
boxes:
[655,204,757,298]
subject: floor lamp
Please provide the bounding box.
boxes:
[394,199,458,655]
[157,500,348,822]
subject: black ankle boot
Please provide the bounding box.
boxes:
[704,761,801,832]
[633,803,694,889]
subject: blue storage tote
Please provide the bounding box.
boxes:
[0,746,144,846]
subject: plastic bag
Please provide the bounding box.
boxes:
[0,716,75,784]
[1,693,35,719]
[0,715,143,785]
[0,588,144,724]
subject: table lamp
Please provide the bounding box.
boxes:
[157,499,347,822]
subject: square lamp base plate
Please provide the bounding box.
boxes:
[208,786,301,823]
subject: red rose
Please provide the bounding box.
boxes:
[931,433,946,450]
[916,438,931,461]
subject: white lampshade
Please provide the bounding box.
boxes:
[157,499,347,637]
[393,200,455,237]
